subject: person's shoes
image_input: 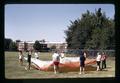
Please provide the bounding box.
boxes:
[25,67,28,70]
[100,69,102,71]
[54,72,57,74]
[96,69,99,71]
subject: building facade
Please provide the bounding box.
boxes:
[17,41,67,51]
[46,41,67,50]
[18,41,24,51]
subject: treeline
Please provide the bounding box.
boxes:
[4,38,18,51]
[4,38,50,52]
[33,40,50,52]
[65,8,115,50]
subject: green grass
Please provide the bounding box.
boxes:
[5,51,115,79]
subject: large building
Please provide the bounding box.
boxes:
[26,41,34,51]
[46,41,67,49]
[17,41,67,51]
[18,41,24,51]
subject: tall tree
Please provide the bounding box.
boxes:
[33,40,41,51]
[65,8,115,50]
[15,40,21,43]
[9,41,17,51]
[65,20,79,48]
[4,38,12,51]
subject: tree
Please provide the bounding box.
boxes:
[65,10,95,49]
[4,38,13,51]
[15,40,21,43]
[65,8,115,50]
[86,11,115,50]
[33,40,41,51]
[64,20,79,48]
[9,41,17,51]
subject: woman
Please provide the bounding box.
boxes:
[34,51,39,59]
[79,52,86,74]
[52,51,60,74]
[18,51,23,66]
[25,51,32,70]
[101,52,107,69]
[96,52,102,71]
[60,51,65,58]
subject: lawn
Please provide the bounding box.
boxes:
[5,51,115,79]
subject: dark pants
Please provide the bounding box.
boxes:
[102,60,106,69]
[80,62,85,67]
[28,62,31,69]
[27,58,31,70]
[97,61,101,70]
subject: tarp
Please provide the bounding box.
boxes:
[24,57,96,72]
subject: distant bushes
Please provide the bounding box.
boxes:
[65,49,115,57]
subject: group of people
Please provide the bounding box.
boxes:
[51,51,86,74]
[18,50,63,72]
[79,51,107,74]
[96,52,107,71]
[18,50,39,70]
[52,51,107,74]
[18,50,107,74]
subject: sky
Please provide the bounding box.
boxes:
[5,4,115,42]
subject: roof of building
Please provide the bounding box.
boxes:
[18,41,67,44]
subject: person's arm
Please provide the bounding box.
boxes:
[100,55,102,61]
[105,54,108,59]
[52,54,54,61]
[96,55,98,61]
[79,56,81,61]
[84,56,86,61]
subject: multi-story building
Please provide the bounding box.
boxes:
[26,41,34,51]
[17,41,67,51]
[46,41,67,50]
[18,41,24,51]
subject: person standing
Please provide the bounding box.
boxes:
[101,52,107,69]
[34,51,39,59]
[18,51,23,66]
[79,52,86,74]
[96,52,102,71]
[25,51,32,70]
[52,51,60,74]
[60,51,65,58]
[59,51,65,63]
[83,52,87,58]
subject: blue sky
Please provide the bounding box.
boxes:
[5,4,114,42]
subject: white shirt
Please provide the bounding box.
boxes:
[52,53,60,62]
[96,54,101,61]
[34,52,39,58]
[60,53,65,63]
[19,53,23,59]
[61,53,64,58]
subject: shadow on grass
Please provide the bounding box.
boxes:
[100,69,108,71]
[106,66,112,69]
[59,65,97,73]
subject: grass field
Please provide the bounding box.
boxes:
[5,51,115,79]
